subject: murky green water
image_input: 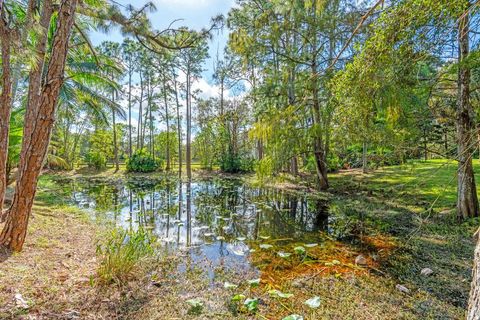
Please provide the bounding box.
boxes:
[57,176,332,275]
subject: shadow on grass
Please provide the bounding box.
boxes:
[329,171,475,312]
[0,245,11,263]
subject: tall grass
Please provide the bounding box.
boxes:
[96,227,156,285]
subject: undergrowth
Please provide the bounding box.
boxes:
[96,227,156,285]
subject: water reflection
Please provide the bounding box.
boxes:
[62,177,331,273]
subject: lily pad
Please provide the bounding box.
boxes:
[268,289,294,298]
[244,298,259,312]
[259,244,273,250]
[294,246,306,254]
[231,294,245,301]
[186,298,204,315]
[186,298,203,307]
[247,278,261,287]
[304,296,321,308]
[277,251,292,258]
[224,282,238,289]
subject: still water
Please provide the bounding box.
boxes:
[57,177,331,276]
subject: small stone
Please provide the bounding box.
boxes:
[396,284,410,294]
[355,255,367,265]
[420,268,433,276]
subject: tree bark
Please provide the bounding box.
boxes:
[469,229,480,320]
[0,0,78,251]
[456,10,478,220]
[0,10,13,217]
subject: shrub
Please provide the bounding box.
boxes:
[126,150,160,173]
[96,228,155,285]
[220,153,255,173]
[85,151,107,169]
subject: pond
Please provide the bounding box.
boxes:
[56,176,337,279]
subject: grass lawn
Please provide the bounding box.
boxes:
[331,159,477,211]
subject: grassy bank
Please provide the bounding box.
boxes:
[0,159,476,319]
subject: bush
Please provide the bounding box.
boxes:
[126,150,160,173]
[85,151,107,169]
[220,153,255,173]
[96,228,155,285]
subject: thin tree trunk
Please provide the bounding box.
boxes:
[163,75,170,171]
[173,69,182,179]
[456,10,478,220]
[112,107,119,172]
[128,59,133,157]
[311,63,328,190]
[137,71,144,151]
[186,67,192,181]
[0,0,78,251]
[362,141,368,173]
[310,3,328,190]
[149,79,154,159]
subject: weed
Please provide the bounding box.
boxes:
[96,228,156,285]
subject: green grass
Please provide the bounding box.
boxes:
[330,159,480,211]
[96,228,157,286]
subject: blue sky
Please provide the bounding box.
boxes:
[89,0,235,82]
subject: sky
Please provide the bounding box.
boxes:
[89,0,235,95]
[88,0,237,130]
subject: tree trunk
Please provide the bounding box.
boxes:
[112,109,119,173]
[0,13,13,217]
[186,67,192,181]
[137,72,144,151]
[456,10,478,220]
[111,78,119,172]
[163,75,170,171]
[0,0,77,252]
[310,9,329,190]
[173,69,182,179]
[128,60,133,157]
[311,67,329,190]
[291,157,298,176]
[362,141,368,173]
[468,229,480,320]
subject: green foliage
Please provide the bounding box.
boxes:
[96,228,155,285]
[220,153,255,173]
[7,108,24,176]
[84,151,107,169]
[126,150,160,172]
